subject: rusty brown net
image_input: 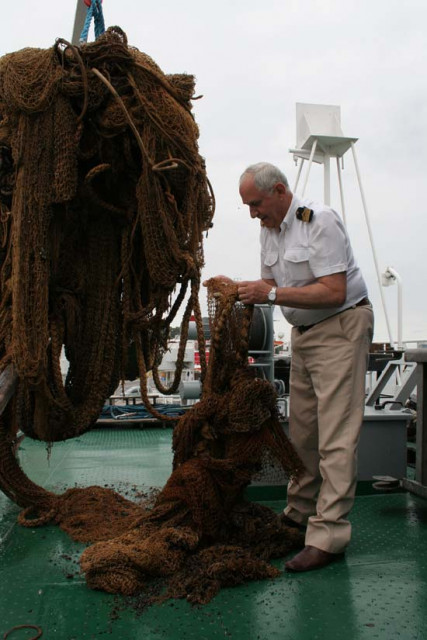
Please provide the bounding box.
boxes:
[0,27,213,445]
[2,278,304,605]
[0,29,304,606]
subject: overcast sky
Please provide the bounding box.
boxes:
[2,0,426,344]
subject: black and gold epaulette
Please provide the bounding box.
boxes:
[296,206,314,223]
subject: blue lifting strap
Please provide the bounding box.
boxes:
[79,0,106,44]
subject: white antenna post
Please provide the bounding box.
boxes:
[289,102,395,347]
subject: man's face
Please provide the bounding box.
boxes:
[239,175,287,229]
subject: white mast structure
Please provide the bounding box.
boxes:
[289,103,398,348]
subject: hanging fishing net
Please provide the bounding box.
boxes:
[0,26,213,445]
[0,27,304,605]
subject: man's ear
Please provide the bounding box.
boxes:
[274,182,288,196]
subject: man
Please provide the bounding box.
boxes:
[236,162,374,572]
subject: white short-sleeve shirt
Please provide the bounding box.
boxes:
[260,195,368,327]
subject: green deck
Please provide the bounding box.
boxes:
[1,428,426,640]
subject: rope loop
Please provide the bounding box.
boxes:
[17,505,57,528]
[3,625,43,640]
[80,0,106,44]
[152,159,180,173]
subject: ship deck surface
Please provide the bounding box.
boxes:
[1,427,426,640]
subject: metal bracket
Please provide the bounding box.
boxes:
[365,359,417,408]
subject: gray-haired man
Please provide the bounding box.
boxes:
[237,162,373,572]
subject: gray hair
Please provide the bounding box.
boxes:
[239,162,289,192]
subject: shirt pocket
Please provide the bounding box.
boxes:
[283,247,312,281]
[264,251,278,267]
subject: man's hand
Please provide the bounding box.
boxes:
[237,279,271,305]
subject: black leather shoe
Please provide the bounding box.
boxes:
[285,545,344,572]
[279,513,307,532]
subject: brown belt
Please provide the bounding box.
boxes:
[297,297,371,334]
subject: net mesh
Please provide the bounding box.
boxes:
[0,30,304,606]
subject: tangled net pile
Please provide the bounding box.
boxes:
[0,29,304,605]
[23,280,304,604]
[77,281,304,603]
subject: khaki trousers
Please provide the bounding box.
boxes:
[284,305,374,553]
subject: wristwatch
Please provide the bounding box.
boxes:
[267,286,277,305]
